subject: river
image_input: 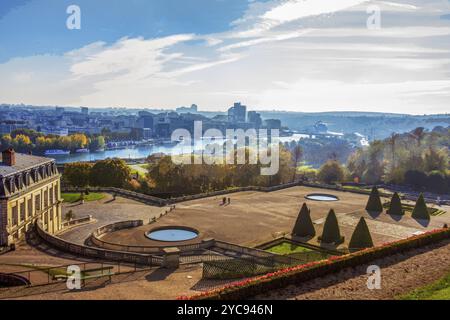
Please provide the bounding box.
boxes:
[51,134,311,164]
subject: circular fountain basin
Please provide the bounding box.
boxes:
[145,227,199,242]
[305,193,339,202]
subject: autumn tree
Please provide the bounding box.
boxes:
[63,162,93,187]
[90,159,131,188]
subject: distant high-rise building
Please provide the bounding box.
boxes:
[228,102,247,123]
[137,111,154,130]
[81,107,89,115]
[247,111,262,128]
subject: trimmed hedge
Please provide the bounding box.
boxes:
[387,192,403,216]
[292,203,315,237]
[365,186,383,213]
[412,194,431,220]
[180,227,450,300]
[318,209,344,245]
[349,217,374,251]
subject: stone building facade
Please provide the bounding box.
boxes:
[0,149,62,247]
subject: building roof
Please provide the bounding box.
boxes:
[0,153,54,177]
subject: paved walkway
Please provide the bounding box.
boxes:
[59,193,168,244]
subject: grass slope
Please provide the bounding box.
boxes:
[266,242,312,255]
[62,193,105,203]
[400,271,450,300]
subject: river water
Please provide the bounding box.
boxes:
[51,134,310,164]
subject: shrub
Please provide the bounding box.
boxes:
[292,203,315,237]
[404,170,427,190]
[317,160,344,184]
[365,186,383,213]
[426,171,448,194]
[318,209,344,244]
[387,192,403,216]
[411,194,430,220]
[349,217,374,251]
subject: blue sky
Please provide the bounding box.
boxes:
[0,0,450,114]
[0,0,253,62]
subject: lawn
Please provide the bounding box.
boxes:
[128,164,148,177]
[399,271,450,300]
[266,242,313,255]
[62,192,105,203]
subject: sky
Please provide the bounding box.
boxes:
[0,0,449,114]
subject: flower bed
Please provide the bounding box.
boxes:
[178,227,450,300]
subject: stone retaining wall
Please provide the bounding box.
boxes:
[90,220,216,254]
[60,215,93,230]
[35,220,163,266]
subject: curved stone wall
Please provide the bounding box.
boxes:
[90,220,215,254]
[35,220,163,266]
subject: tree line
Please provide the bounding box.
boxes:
[62,126,449,196]
[0,129,105,153]
[62,146,296,197]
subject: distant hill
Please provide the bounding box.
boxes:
[256,111,450,140]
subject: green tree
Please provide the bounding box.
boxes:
[387,192,403,216]
[423,147,447,173]
[365,186,383,213]
[292,203,315,237]
[63,162,93,187]
[291,145,303,182]
[349,217,374,251]
[317,160,344,184]
[90,159,131,188]
[89,136,106,151]
[319,209,344,244]
[362,141,385,184]
[411,194,430,220]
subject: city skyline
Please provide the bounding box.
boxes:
[1,0,450,114]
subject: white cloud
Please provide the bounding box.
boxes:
[262,0,370,22]
[0,0,450,114]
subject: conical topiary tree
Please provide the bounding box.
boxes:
[411,194,430,220]
[365,186,383,213]
[292,203,316,237]
[387,192,403,216]
[349,217,374,251]
[319,209,344,244]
